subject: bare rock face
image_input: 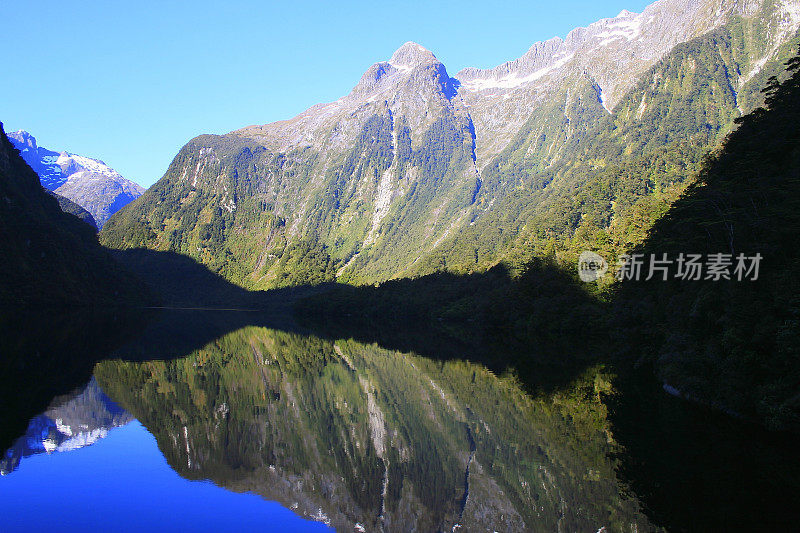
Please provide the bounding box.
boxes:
[7,131,144,228]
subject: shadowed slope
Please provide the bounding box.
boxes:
[0,122,144,307]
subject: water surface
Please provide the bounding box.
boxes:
[1,309,798,531]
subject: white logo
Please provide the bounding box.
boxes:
[578,251,608,282]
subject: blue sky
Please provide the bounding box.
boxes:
[2,0,651,188]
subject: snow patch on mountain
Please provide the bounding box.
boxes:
[595,11,645,42]
[462,53,575,91]
[56,152,123,179]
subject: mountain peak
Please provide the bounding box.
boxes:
[389,41,438,68]
[345,40,454,105]
[8,130,37,152]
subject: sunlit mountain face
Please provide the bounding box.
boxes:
[102,0,800,289]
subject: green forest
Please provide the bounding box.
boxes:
[100,16,800,291]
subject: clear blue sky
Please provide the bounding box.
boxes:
[2,0,652,188]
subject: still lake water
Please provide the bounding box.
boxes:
[1,309,798,532]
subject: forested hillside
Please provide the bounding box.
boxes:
[616,51,800,430]
[424,21,800,276]
[299,50,800,431]
[48,191,97,229]
[100,0,800,290]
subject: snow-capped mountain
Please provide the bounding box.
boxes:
[8,130,145,228]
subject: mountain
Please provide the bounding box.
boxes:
[0,122,145,306]
[101,0,800,290]
[0,377,132,476]
[8,130,144,228]
[455,0,800,156]
[297,49,800,431]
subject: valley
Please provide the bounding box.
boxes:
[2,0,800,531]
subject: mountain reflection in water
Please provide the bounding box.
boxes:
[1,309,798,532]
[0,377,131,476]
[95,326,650,532]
